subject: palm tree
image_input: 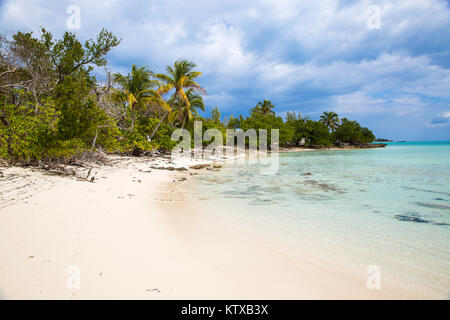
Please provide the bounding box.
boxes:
[151,59,206,133]
[147,90,172,139]
[112,65,162,129]
[319,111,340,132]
[168,89,205,129]
[252,100,275,116]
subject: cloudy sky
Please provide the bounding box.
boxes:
[1,0,449,140]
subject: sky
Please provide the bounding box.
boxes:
[0,0,449,140]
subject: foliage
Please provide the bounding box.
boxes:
[304,120,333,147]
[319,111,340,132]
[0,28,123,163]
[251,99,275,116]
[0,98,85,162]
[168,88,205,129]
[0,28,376,164]
[238,112,293,147]
[333,118,375,145]
[156,59,206,129]
[112,64,162,129]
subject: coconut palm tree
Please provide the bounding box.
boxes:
[155,60,206,102]
[112,65,163,129]
[168,89,205,129]
[146,89,172,140]
[252,100,275,116]
[150,60,206,133]
[319,111,340,132]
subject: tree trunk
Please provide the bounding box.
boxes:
[90,128,99,152]
[131,109,135,129]
[149,111,168,140]
[0,110,12,157]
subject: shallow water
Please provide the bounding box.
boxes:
[188,142,450,298]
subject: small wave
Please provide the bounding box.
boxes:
[394,214,450,226]
[303,179,346,194]
[395,214,429,223]
[415,202,450,210]
[403,186,450,196]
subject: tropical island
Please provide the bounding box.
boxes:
[0,29,381,166]
[374,138,393,142]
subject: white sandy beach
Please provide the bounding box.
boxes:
[0,155,419,299]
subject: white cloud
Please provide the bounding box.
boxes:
[427,111,450,127]
[334,91,428,116]
[1,0,449,138]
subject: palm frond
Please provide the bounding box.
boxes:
[178,88,191,107]
[155,73,174,84]
[185,80,206,95]
[156,83,174,95]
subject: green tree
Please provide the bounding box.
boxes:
[43,28,120,144]
[251,99,275,116]
[43,28,120,84]
[1,28,121,160]
[305,120,332,147]
[168,89,205,129]
[334,118,375,144]
[210,106,221,124]
[112,65,163,129]
[319,111,340,132]
[0,32,54,105]
[285,111,307,146]
[239,112,293,147]
[154,59,206,127]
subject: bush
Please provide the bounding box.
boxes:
[306,121,333,147]
[334,119,375,145]
[238,113,294,147]
[0,100,64,162]
[137,117,176,151]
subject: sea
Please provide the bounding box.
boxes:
[188,141,450,299]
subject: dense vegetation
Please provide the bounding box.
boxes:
[0,29,375,164]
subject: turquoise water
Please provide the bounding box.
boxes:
[189,142,450,298]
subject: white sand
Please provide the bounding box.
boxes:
[0,156,416,299]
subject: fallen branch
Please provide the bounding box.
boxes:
[149,165,187,171]
[189,163,210,170]
[40,163,95,182]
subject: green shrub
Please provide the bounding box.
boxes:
[0,100,62,162]
[334,119,375,144]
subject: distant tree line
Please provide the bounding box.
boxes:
[0,29,375,164]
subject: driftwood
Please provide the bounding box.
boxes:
[0,158,8,167]
[40,162,95,182]
[189,163,210,170]
[146,288,160,293]
[41,163,76,176]
[75,166,96,183]
[149,165,187,171]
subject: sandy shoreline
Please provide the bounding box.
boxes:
[0,155,417,299]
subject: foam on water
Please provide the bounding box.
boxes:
[188,142,450,298]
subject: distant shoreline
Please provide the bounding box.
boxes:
[377,140,450,143]
[280,143,387,152]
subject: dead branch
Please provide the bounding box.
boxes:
[0,67,17,78]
